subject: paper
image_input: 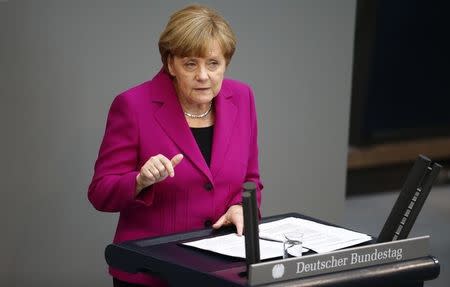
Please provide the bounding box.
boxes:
[182,233,308,260]
[259,217,372,253]
[182,217,372,259]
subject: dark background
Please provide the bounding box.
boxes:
[350,0,450,146]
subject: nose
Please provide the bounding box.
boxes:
[196,65,208,81]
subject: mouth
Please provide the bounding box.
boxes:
[194,88,211,93]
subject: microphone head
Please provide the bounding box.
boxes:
[243,181,257,192]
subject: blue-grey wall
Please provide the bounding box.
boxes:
[0,1,356,286]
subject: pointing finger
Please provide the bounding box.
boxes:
[159,156,175,177]
[154,158,166,173]
[235,220,244,236]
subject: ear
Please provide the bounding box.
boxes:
[167,55,176,77]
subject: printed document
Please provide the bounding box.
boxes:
[259,217,372,253]
[183,233,308,260]
[182,217,371,259]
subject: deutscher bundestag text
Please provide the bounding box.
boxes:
[297,248,403,274]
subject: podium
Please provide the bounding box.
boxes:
[105,213,440,286]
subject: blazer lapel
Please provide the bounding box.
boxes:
[151,70,213,182]
[210,85,237,178]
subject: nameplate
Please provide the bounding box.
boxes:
[248,236,430,286]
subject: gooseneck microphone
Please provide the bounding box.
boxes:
[242,181,260,268]
[377,155,442,243]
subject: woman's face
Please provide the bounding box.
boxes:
[168,41,227,106]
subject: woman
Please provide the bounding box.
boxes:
[88,4,263,287]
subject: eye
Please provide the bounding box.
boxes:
[207,61,219,70]
[184,61,197,71]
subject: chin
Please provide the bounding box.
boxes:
[194,93,215,102]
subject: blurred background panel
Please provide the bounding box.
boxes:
[347,0,450,195]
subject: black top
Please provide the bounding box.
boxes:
[190,125,214,166]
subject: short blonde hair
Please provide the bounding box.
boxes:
[158,4,236,72]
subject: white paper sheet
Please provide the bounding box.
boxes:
[182,233,308,260]
[259,217,372,253]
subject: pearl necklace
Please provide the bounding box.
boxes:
[183,102,213,119]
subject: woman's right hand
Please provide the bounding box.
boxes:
[135,153,184,195]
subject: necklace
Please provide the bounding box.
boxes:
[184,102,213,119]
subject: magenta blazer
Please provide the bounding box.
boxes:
[88,69,263,285]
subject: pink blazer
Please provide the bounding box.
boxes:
[88,69,263,285]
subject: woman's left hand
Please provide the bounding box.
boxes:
[212,205,244,236]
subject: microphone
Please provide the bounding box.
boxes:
[242,181,260,268]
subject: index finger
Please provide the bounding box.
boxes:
[158,156,175,177]
[235,220,243,236]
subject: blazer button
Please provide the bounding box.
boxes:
[204,182,213,191]
[204,219,213,228]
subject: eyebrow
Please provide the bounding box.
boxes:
[181,55,222,60]
[181,59,220,66]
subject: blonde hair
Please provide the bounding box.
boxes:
[158,4,236,72]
